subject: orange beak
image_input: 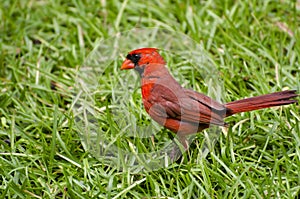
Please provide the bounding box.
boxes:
[121,59,135,70]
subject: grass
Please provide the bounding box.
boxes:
[1,0,300,198]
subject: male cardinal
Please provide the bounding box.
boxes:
[121,47,298,149]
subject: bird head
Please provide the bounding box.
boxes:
[121,48,166,75]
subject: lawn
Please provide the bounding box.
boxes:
[1,0,300,198]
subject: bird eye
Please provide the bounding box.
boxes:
[127,53,141,65]
[132,54,139,58]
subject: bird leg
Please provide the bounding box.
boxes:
[168,134,190,161]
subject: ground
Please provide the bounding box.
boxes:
[0,0,300,198]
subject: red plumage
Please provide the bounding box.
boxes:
[121,48,298,149]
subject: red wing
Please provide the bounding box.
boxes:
[178,89,226,126]
[183,89,225,111]
[146,83,226,126]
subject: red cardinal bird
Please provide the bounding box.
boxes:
[121,48,298,149]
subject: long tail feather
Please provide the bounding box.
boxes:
[225,90,298,117]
